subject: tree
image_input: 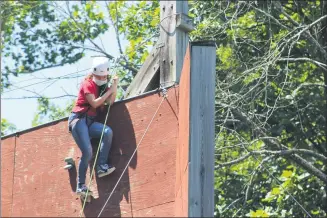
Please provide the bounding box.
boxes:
[1,1,159,89]
[31,97,74,127]
[1,1,58,89]
[1,1,160,125]
[188,0,326,217]
[1,118,16,136]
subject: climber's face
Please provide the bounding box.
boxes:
[94,74,108,81]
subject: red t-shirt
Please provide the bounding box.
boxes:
[72,79,108,117]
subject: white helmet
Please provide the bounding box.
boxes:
[92,57,110,76]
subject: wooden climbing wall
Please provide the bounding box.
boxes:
[1,137,16,217]
[175,45,190,217]
[1,86,180,217]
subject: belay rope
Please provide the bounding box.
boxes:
[96,88,167,218]
[79,100,112,217]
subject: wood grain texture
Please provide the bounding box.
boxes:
[124,1,190,96]
[1,137,16,217]
[5,86,179,217]
[94,87,179,216]
[173,1,190,84]
[124,46,160,98]
[188,42,216,217]
[159,1,190,85]
[175,44,190,217]
[12,124,82,217]
[121,201,175,217]
[175,166,189,217]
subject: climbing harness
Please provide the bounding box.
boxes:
[68,105,92,133]
[96,86,168,218]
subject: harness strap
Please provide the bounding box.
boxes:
[68,105,92,133]
[69,85,104,133]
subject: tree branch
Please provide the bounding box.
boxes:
[221,197,244,214]
[4,62,74,77]
[216,153,252,168]
[232,109,327,184]
[249,2,327,60]
[277,57,327,70]
[67,8,139,74]
[291,82,327,97]
[244,156,272,204]
[104,1,144,76]
[273,1,301,27]
[216,148,327,169]
[105,1,124,55]
[248,3,290,30]
[53,2,138,74]
[273,2,327,60]
[1,94,76,100]
[65,5,109,56]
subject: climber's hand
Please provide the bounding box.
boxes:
[112,75,119,83]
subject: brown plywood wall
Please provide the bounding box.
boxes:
[175,45,190,217]
[1,86,180,217]
[1,137,16,217]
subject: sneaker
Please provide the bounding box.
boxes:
[97,164,116,178]
[76,184,92,196]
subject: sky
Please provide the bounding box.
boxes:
[1,1,128,133]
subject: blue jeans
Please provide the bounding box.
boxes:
[68,112,113,185]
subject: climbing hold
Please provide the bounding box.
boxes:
[64,157,75,170]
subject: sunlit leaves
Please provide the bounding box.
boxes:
[216,45,234,69]
[2,1,109,87]
[32,97,74,127]
[281,170,293,180]
[1,118,17,136]
[113,0,159,66]
[248,209,270,217]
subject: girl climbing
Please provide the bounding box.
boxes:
[68,57,118,195]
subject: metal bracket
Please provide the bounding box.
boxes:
[176,13,194,33]
[160,85,168,98]
[162,88,168,97]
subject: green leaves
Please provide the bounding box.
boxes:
[2,1,110,87]
[113,0,159,67]
[248,209,270,217]
[1,118,17,136]
[32,97,74,127]
[216,45,234,70]
[192,0,326,217]
[280,170,293,180]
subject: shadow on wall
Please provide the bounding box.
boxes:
[81,102,137,217]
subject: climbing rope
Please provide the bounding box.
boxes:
[96,87,168,218]
[79,101,111,217]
